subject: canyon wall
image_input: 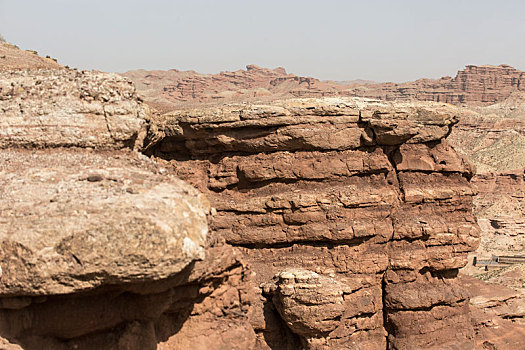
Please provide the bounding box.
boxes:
[121,49,525,349]
[349,65,525,106]
[123,64,525,113]
[146,98,481,349]
[0,43,486,349]
[447,91,525,173]
[473,169,525,257]
[462,169,525,289]
[461,169,525,350]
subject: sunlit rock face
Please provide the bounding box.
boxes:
[147,97,480,349]
[0,50,254,350]
[0,43,484,349]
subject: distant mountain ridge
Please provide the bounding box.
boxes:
[122,64,525,112]
[122,64,345,112]
[348,64,525,106]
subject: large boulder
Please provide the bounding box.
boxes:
[0,148,209,296]
[0,46,255,349]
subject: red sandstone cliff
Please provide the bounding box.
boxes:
[0,75,484,348]
[0,42,520,349]
[122,65,342,112]
[348,65,525,106]
[123,64,525,113]
[145,98,481,349]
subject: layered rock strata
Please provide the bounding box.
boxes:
[124,64,525,113]
[122,65,341,113]
[147,98,481,349]
[0,65,255,349]
[348,65,525,106]
[0,42,485,348]
[473,169,525,255]
[461,168,525,296]
[447,93,525,173]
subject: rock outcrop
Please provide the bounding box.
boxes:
[348,65,525,106]
[0,148,209,295]
[447,91,525,173]
[461,168,525,295]
[0,54,255,349]
[146,97,481,349]
[461,275,525,350]
[472,168,525,256]
[0,43,490,348]
[0,69,147,149]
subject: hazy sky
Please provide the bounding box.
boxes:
[1,0,524,82]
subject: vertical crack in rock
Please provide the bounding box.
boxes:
[381,275,391,350]
[384,145,405,202]
[102,105,117,142]
[141,97,479,349]
[382,145,402,350]
[0,59,482,350]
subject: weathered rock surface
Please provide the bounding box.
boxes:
[461,275,525,350]
[0,44,491,348]
[472,169,525,256]
[148,97,481,349]
[0,46,255,349]
[124,61,525,175]
[272,269,385,349]
[0,149,209,296]
[448,92,525,173]
[0,69,147,149]
[461,168,525,303]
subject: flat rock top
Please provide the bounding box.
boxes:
[0,148,210,296]
[0,68,147,149]
[0,43,63,70]
[146,97,466,154]
[158,97,464,124]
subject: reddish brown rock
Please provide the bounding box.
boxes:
[123,64,525,114]
[149,97,481,349]
[462,168,525,296]
[461,275,525,350]
[272,269,385,349]
[472,169,525,254]
[0,44,487,348]
[122,65,344,112]
[348,65,525,106]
